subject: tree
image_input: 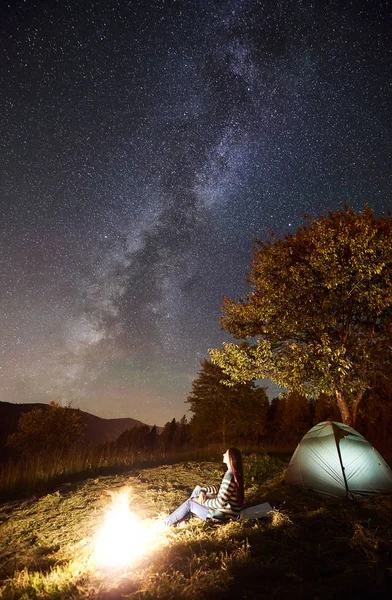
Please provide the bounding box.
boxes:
[210,207,392,427]
[158,417,191,452]
[312,393,341,425]
[7,401,84,457]
[147,425,159,450]
[187,359,269,445]
[172,416,191,449]
[265,396,285,438]
[159,418,178,452]
[116,424,152,452]
[279,391,312,440]
[356,375,392,453]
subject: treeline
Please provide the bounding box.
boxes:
[266,387,392,453]
[111,378,392,456]
[4,376,391,468]
[184,359,392,454]
[0,403,193,500]
[1,387,390,501]
[110,417,189,455]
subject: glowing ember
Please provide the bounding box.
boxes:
[93,488,166,569]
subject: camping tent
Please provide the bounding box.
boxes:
[284,421,392,499]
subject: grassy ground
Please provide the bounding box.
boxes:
[0,453,391,599]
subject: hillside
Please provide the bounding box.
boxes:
[0,401,159,452]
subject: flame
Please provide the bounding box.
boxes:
[93,488,166,569]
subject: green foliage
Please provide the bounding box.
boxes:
[187,359,269,444]
[210,206,392,425]
[243,452,285,484]
[7,401,85,457]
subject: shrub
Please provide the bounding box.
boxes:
[7,401,85,457]
[243,452,284,484]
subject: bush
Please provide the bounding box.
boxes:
[7,401,85,457]
[243,452,285,485]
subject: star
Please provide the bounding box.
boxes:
[0,0,389,425]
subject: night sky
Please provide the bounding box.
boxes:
[1,0,390,426]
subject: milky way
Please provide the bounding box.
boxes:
[0,0,390,424]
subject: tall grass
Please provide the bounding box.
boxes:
[0,441,291,501]
[0,445,132,500]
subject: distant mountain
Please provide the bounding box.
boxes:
[76,410,160,445]
[0,401,160,455]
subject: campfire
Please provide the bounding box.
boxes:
[93,488,166,569]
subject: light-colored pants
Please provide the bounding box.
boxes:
[164,486,210,526]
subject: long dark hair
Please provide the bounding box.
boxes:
[228,447,244,505]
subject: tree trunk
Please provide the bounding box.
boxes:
[335,391,352,426]
[222,415,226,446]
[351,392,363,429]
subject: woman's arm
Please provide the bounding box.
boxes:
[200,484,219,498]
[193,490,206,504]
[203,472,236,510]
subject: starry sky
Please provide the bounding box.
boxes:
[0,0,390,426]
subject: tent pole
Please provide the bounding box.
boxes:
[331,422,350,499]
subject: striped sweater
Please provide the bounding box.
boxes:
[201,470,242,522]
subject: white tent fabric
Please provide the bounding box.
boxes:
[284,421,392,499]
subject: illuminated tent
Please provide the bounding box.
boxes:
[284,421,392,499]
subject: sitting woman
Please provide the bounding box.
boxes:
[164,447,244,526]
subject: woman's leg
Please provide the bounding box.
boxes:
[188,500,210,521]
[164,498,192,525]
[164,498,210,526]
[190,485,202,498]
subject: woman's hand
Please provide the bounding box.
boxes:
[198,491,206,504]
